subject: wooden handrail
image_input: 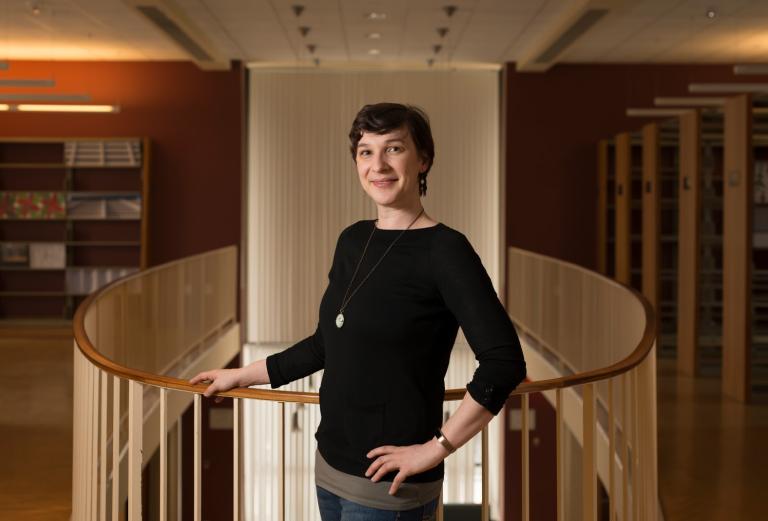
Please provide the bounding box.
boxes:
[72,246,657,404]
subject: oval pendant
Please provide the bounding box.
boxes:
[335,313,345,328]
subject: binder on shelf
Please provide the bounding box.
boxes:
[0,191,66,219]
[67,193,107,219]
[0,243,29,266]
[66,266,139,295]
[29,242,66,269]
[105,195,141,219]
[755,160,768,204]
[64,140,142,167]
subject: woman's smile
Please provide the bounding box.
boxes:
[372,179,397,188]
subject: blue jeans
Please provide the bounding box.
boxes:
[316,485,439,521]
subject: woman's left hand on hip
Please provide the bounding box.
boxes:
[364,440,449,495]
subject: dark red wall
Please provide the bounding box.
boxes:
[505,62,753,270]
[0,60,243,266]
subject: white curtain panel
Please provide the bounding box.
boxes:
[245,67,504,520]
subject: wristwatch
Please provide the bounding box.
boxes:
[435,428,456,454]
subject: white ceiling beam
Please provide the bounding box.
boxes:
[122,0,229,70]
[626,108,694,117]
[515,0,618,72]
[733,64,768,75]
[689,83,768,93]
[654,97,726,107]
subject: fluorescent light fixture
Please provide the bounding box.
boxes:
[689,83,768,93]
[0,104,10,111]
[367,32,381,39]
[15,104,120,113]
[654,96,726,107]
[0,79,55,87]
[734,64,768,75]
[368,49,380,55]
[366,12,386,20]
[626,108,693,117]
[0,93,90,102]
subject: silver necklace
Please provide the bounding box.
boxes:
[336,208,425,328]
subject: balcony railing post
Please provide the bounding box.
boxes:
[128,379,143,521]
[556,388,564,521]
[160,388,167,521]
[622,373,630,521]
[632,369,641,521]
[481,423,489,521]
[608,378,616,521]
[100,370,108,521]
[583,382,596,521]
[194,393,201,521]
[279,401,286,521]
[112,376,120,521]
[233,398,241,521]
[521,394,530,521]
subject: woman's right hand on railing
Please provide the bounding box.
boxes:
[189,368,247,403]
[189,360,270,402]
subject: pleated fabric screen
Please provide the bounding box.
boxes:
[244,67,504,519]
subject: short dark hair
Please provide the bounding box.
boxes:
[348,103,435,175]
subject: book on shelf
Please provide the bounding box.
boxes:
[29,242,66,269]
[105,195,141,219]
[756,161,768,204]
[66,266,139,295]
[67,193,141,219]
[0,192,66,219]
[67,193,107,219]
[0,243,29,266]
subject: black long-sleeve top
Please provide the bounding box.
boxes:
[266,220,527,483]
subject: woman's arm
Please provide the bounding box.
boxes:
[365,390,494,495]
[189,358,271,402]
[428,389,494,456]
[366,230,526,494]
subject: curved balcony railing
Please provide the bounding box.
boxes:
[72,244,657,521]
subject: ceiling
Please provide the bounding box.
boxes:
[0,0,767,67]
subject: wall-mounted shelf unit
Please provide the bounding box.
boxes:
[0,138,149,321]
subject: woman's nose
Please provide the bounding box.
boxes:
[371,151,388,171]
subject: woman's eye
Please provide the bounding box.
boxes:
[387,146,401,152]
[358,150,370,157]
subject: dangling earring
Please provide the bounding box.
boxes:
[418,172,428,197]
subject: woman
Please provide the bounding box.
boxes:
[190,103,527,521]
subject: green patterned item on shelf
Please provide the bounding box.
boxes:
[0,191,66,219]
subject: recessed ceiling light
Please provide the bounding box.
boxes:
[705,8,717,19]
[366,12,387,21]
[368,49,381,55]
[367,32,382,39]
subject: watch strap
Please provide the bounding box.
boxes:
[436,428,456,454]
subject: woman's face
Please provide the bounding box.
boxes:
[354,126,427,209]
